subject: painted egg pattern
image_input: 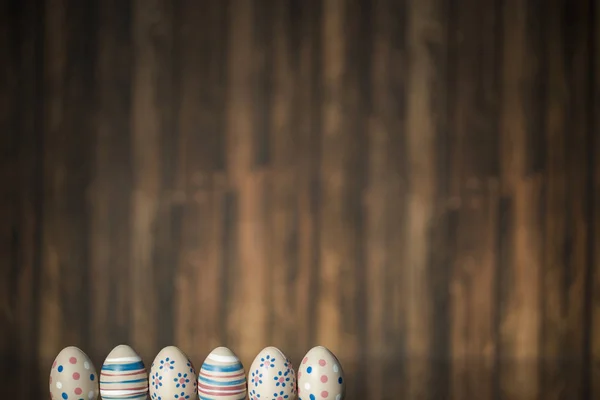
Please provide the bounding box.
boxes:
[248,346,296,400]
[49,346,99,400]
[198,346,247,399]
[100,344,148,399]
[297,346,345,400]
[149,346,197,400]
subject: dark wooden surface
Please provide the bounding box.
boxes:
[0,0,598,399]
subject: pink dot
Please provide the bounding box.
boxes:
[321,375,328,383]
[303,357,308,364]
[49,376,52,384]
[74,388,82,395]
[321,390,329,398]
[53,361,57,368]
[319,359,327,366]
[69,357,77,364]
[298,371,301,379]
[180,378,185,383]
[72,372,80,380]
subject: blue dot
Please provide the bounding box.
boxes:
[57,365,63,372]
[310,395,315,400]
[61,393,68,399]
[306,366,312,374]
[338,377,343,384]
[90,374,95,381]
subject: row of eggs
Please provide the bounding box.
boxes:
[50,344,345,400]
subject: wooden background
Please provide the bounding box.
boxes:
[0,0,598,399]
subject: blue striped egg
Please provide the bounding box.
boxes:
[198,347,247,400]
[100,345,148,399]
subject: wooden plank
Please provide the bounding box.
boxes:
[130,0,169,362]
[382,0,409,397]
[0,0,19,396]
[498,0,544,398]
[541,0,568,397]
[224,0,269,365]
[149,0,178,351]
[15,0,44,397]
[592,0,600,395]
[268,0,298,351]
[341,1,371,397]
[175,0,229,360]
[449,0,500,398]
[316,0,345,357]
[561,0,592,396]
[366,0,392,397]
[38,0,69,377]
[57,0,97,349]
[542,0,592,398]
[404,0,448,397]
[90,0,133,360]
[294,0,321,358]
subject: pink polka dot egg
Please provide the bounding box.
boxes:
[297,346,345,400]
[49,346,99,400]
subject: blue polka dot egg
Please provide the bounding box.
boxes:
[297,346,345,400]
[49,346,99,400]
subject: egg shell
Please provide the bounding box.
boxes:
[248,346,296,400]
[198,346,247,400]
[100,344,148,399]
[149,346,197,400]
[49,346,99,400]
[297,346,345,400]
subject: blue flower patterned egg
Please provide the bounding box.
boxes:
[248,346,297,400]
[149,346,197,400]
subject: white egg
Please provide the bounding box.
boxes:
[297,346,345,400]
[197,346,247,399]
[49,346,99,400]
[100,344,148,399]
[149,346,197,400]
[248,346,296,400]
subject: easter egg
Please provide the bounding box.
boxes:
[248,346,296,400]
[49,346,99,400]
[100,344,148,399]
[197,346,247,399]
[297,346,345,400]
[149,346,197,400]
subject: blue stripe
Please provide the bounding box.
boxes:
[198,376,246,386]
[199,395,245,400]
[201,362,243,373]
[99,378,148,384]
[102,361,146,371]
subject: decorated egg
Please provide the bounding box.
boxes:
[149,346,197,400]
[100,344,148,399]
[198,346,247,399]
[297,346,345,400]
[49,346,99,400]
[248,346,296,400]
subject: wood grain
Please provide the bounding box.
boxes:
[0,1,598,399]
